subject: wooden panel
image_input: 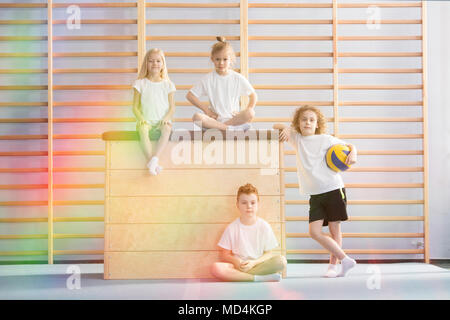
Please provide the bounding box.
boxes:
[106,196,281,223]
[105,251,219,279]
[109,140,279,169]
[105,223,282,251]
[109,169,281,196]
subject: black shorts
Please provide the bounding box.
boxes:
[309,188,348,227]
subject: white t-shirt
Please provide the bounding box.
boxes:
[289,130,347,196]
[217,217,279,261]
[133,78,176,124]
[189,70,256,119]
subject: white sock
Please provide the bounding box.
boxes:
[227,123,251,131]
[147,157,159,175]
[253,273,281,282]
[337,256,356,277]
[155,165,163,174]
[324,264,338,278]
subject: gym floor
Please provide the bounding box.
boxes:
[0,262,449,300]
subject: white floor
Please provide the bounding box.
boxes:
[0,263,449,300]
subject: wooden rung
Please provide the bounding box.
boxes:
[53,3,136,8]
[285,183,424,189]
[0,135,47,140]
[53,151,105,156]
[53,134,102,139]
[53,184,104,189]
[0,234,47,239]
[0,20,47,25]
[287,249,424,254]
[249,52,333,57]
[147,20,240,24]
[0,201,47,207]
[0,86,47,90]
[53,234,104,239]
[147,3,239,8]
[0,184,47,190]
[53,118,134,123]
[0,102,47,107]
[53,20,137,25]
[1,150,44,158]
[54,52,137,57]
[287,233,424,238]
[284,167,423,173]
[339,36,422,41]
[0,218,47,223]
[0,251,48,256]
[339,20,421,24]
[257,101,333,106]
[338,134,423,139]
[339,69,422,73]
[338,2,422,8]
[53,85,129,90]
[0,38,47,43]
[285,216,424,221]
[339,85,422,90]
[249,36,333,41]
[0,69,47,74]
[0,118,47,123]
[53,101,130,107]
[53,167,105,172]
[53,201,104,206]
[339,101,422,106]
[148,36,240,41]
[285,200,424,205]
[249,20,332,24]
[53,36,137,41]
[54,216,104,222]
[52,69,138,74]
[0,168,47,173]
[284,150,423,156]
[253,85,334,90]
[339,52,422,57]
[250,68,333,73]
[249,3,332,8]
[0,3,46,7]
[0,52,48,58]
[340,117,423,122]
[53,250,103,255]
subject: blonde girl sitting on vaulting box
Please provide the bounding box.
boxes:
[186,36,257,131]
[132,48,176,175]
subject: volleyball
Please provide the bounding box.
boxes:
[326,144,351,172]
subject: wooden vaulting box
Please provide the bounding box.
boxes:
[102,129,285,279]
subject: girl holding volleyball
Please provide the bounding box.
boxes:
[186,36,257,131]
[274,105,358,277]
[132,48,176,175]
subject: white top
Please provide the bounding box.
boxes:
[289,130,347,196]
[189,70,256,119]
[217,217,279,261]
[133,78,176,124]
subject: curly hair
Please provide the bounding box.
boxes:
[237,183,259,202]
[291,105,327,135]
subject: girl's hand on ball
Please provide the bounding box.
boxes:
[346,151,357,165]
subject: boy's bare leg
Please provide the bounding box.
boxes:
[137,123,153,161]
[328,221,342,265]
[192,113,228,130]
[247,255,287,276]
[223,108,255,126]
[210,262,254,282]
[153,123,172,159]
[309,220,346,261]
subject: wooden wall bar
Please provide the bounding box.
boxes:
[0,1,428,264]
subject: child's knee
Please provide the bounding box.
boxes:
[210,262,223,278]
[192,112,204,122]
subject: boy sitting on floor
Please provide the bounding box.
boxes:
[210,183,287,282]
